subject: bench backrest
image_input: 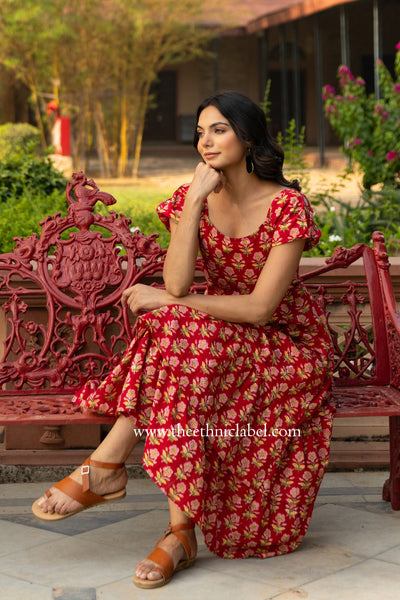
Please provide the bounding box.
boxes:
[299,234,392,387]
[0,173,397,397]
[0,172,166,395]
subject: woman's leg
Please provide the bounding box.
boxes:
[134,499,197,583]
[38,416,141,515]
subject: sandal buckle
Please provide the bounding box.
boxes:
[81,465,90,476]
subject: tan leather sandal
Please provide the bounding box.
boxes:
[133,522,196,589]
[31,457,126,521]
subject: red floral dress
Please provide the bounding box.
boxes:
[74,185,335,559]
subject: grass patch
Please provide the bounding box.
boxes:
[97,183,173,248]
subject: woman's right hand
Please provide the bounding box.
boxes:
[162,162,224,297]
[188,162,225,202]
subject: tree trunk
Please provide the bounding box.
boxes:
[29,82,47,151]
[131,81,151,179]
[117,91,129,178]
[94,101,110,178]
[71,94,90,174]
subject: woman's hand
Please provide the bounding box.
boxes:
[121,284,171,315]
[188,162,225,202]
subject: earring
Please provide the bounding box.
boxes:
[246,153,254,174]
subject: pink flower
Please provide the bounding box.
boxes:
[386,151,400,162]
[349,138,362,149]
[394,84,400,95]
[373,104,389,121]
[338,65,354,89]
[326,105,337,114]
[322,84,335,99]
[338,65,353,79]
[355,77,366,86]
[396,41,400,51]
[367,150,374,157]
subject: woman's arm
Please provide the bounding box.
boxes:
[174,238,305,325]
[162,163,224,297]
[122,238,305,326]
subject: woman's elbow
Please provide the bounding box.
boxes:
[164,280,190,298]
[247,299,272,327]
[249,313,270,327]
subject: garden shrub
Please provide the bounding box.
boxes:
[0,123,42,160]
[323,45,400,191]
[0,154,67,203]
[305,41,400,256]
[0,188,68,253]
[0,152,67,253]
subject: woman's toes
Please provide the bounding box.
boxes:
[38,496,52,513]
[135,560,161,581]
[147,569,162,581]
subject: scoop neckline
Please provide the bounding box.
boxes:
[203,188,289,240]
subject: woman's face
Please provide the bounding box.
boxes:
[196,105,247,171]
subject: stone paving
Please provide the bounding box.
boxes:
[1,471,399,599]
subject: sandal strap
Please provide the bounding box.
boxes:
[81,457,125,493]
[145,547,174,583]
[170,530,192,561]
[86,457,125,470]
[169,522,195,532]
[155,522,195,561]
[155,521,195,545]
[53,475,107,507]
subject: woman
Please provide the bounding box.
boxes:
[32,91,334,589]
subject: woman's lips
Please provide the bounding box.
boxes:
[204,153,219,159]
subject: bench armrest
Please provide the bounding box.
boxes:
[373,232,400,389]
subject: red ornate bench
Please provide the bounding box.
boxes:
[0,172,400,509]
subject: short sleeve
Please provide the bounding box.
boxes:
[156,184,189,232]
[270,190,320,251]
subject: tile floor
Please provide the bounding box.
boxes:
[0,471,399,600]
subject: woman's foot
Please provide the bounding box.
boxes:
[134,523,197,587]
[34,458,127,517]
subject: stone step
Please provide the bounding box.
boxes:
[0,440,390,483]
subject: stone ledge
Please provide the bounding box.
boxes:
[0,440,389,482]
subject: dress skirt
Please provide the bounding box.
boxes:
[74,185,335,559]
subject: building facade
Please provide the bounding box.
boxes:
[143,0,400,163]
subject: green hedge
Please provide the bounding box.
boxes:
[0,153,67,253]
[0,123,42,160]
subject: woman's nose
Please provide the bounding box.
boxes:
[200,132,212,147]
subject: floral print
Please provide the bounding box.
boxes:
[75,185,334,559]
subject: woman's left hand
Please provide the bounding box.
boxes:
[121,284,171,315]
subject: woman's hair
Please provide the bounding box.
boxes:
[193,90,301,191]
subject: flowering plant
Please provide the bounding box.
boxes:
[323,42,400,190]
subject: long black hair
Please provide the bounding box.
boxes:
[193,90,301,191]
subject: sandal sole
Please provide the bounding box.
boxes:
[132,558,195,589]
[31,488,126,521]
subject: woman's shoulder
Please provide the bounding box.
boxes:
[269,186,319,250]
[156,183,190,230]
[271,187,312,215]
[274,186,308,203]
[173,183,191,196]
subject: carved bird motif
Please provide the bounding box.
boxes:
[66,171,116,212]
